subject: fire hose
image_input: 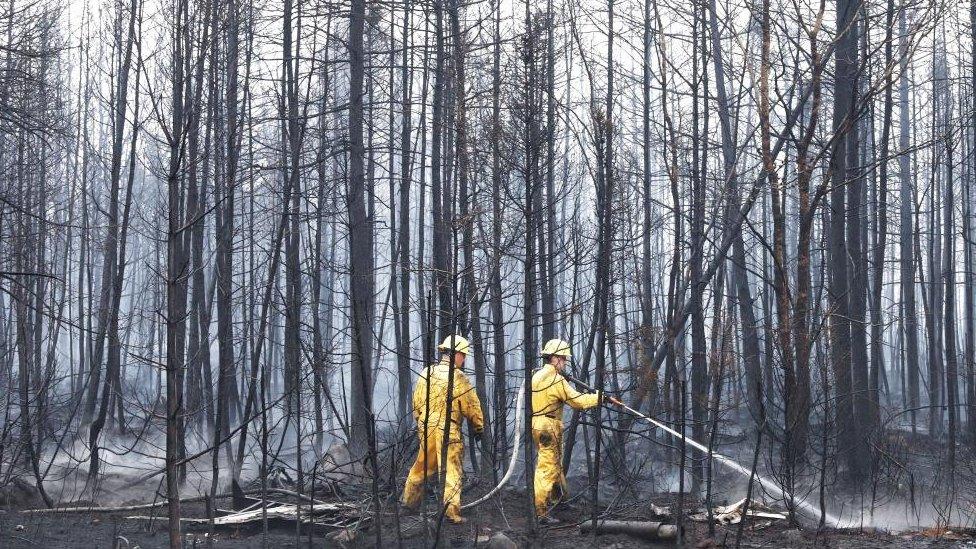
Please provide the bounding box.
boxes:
[461,374,844,527]
[562,374,845,527]
[461,381,525,509]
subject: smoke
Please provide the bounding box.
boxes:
[830,497,976,532]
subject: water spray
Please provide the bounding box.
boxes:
[461,374,846,528]
[563,374,847,528]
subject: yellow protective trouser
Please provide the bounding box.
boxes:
[401,430,466,522]
[532,417,566,517]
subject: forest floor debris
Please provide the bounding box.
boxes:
[913,526,976,540]
[688,497,789,525]
[1,476,975,547]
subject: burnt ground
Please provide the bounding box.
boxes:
[1,488,974,548]
[3,427,976,547]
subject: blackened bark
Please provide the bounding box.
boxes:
[540,0,557,340]
[447,0,493,479]
[522,0,539,534]
[937,33,957,467]
[897,7,919,433]
[282,0,303,432]
[636,0,656,437]
[690,0,707,494]
[847,7,871,470]
[165,0,191,541]
[829,0,862,480]
[967,0,976,442]
[870,0,895,433]
[431,0,449,341]
[489,0,508,467]
[215,0,240,485]
[347,11,378,543]
[396,0,413,426]
[927,55,945,439]
[590,0,614,529]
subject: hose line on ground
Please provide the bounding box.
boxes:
[461,380,525,509]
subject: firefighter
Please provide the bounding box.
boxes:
[401,334,485,523]
[531,338,605,521]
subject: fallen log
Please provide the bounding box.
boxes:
[833,526,888,535]
[123,502,360,527]
[579,520,680,540]
[122,516,359,528]
[20,493,220,514]
[20,488,324,514]
[209,503,358,526]
[124,516,210,524]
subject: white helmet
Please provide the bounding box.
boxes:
[438,334,471,355]
[541,338,572,358]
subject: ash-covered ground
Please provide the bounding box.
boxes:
[1,487,973,548]
[3,425,976,547]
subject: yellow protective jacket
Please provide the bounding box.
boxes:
[531,364,601,425]
[412,359,485,439]
[530,363,601,516]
